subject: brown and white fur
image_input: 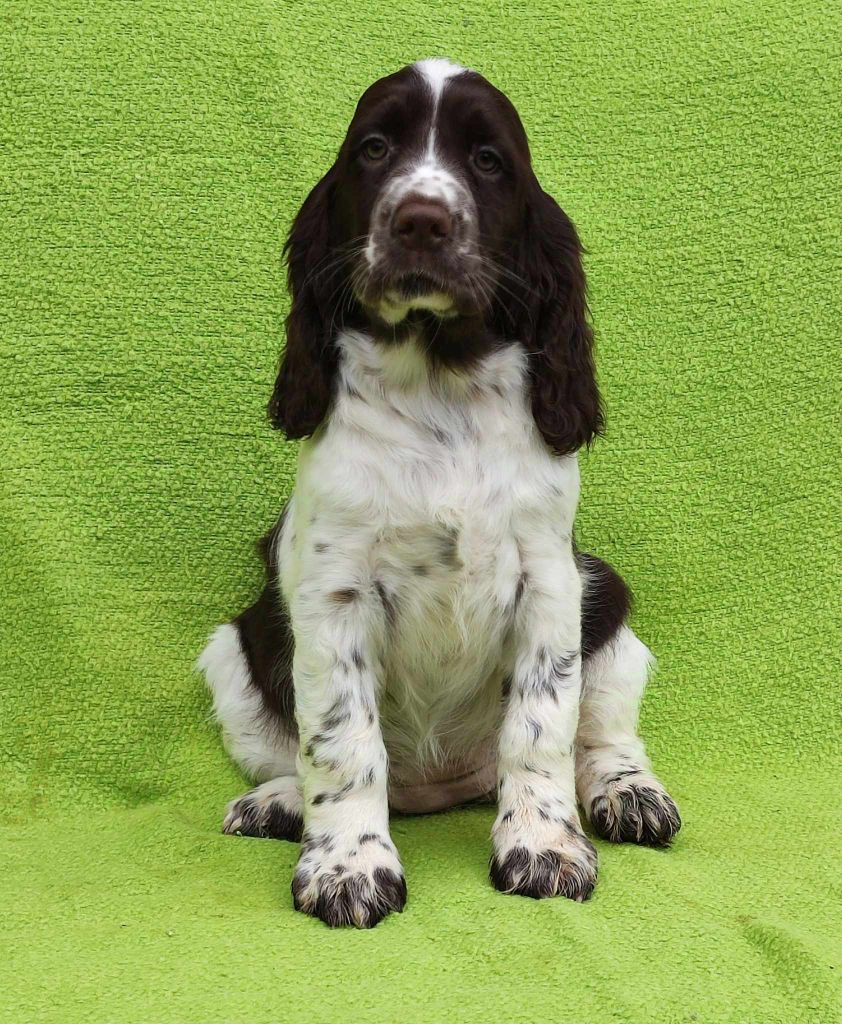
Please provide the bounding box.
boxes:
[198,58,680,929]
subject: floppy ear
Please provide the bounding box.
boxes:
[516,185,604,456]
[268,166,341,438]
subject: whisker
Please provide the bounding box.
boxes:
[472,253,534,292]
[291,236,369,296]
[470,265,532,317]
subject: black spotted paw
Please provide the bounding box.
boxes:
[490,819,598,902]
[222,778,303,841]
[291,831,406,928]
[588,777,681,847]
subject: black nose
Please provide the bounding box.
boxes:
[392,199,452,251]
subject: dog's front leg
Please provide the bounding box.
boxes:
[289,564,405,928]
[491,541,598,901]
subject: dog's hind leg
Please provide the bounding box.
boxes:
[198,619,303,842]
[576,622,681,847]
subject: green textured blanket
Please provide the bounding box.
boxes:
[2,2,840,1022]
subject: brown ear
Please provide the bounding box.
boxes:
[268,166,341,438]
[515,185,603,455]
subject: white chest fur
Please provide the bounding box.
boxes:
[278,330,580,780]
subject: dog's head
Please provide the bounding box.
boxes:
[270,59,602,455]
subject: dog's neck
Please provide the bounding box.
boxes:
[335,327,526,406]
[344,299,511,374]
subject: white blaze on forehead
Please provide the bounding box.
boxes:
[414,58,465,163]
[414,57,465,100]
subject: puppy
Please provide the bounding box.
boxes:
[199,58,680,928]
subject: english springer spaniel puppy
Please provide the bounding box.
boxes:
[199,58,680,928]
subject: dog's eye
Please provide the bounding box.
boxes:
[361,136,389,162]
[474,146,502,174]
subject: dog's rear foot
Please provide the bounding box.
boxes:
[222,776,303,842]
[586,770,680,847]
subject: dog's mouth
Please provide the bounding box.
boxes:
[358,264,488,326]
[351,266,455,325]
[380,272,456,318]
[352,232,496,327]
[390,271,444,300]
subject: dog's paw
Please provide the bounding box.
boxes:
[291,831,406,928]
[222,778,303,842]
[588,777,681,847]
[491,815,597,901]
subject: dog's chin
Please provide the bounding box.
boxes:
[378,291,455,325]
[362,271,483,326]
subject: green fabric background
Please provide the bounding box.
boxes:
[2,2,840,1021]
